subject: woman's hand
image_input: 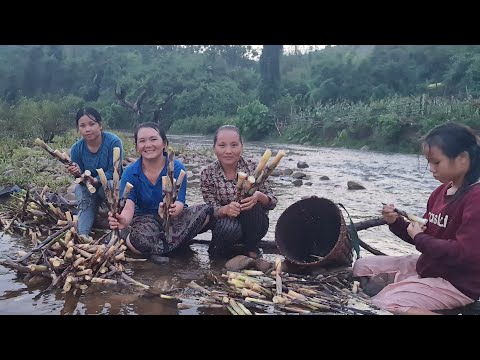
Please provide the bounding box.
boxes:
[382,203,399,225]
[108,211,129,230]
[407,221,425,239]
[221,202,241,218]
[240,191,261,211]
[159,201,185,219]
[84,174,99,187]
[66,162,81,177]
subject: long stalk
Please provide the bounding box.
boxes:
[34,138,95,191]
[248,150,286,196]
[161,147,176,239]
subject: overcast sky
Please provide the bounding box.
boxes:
[251,45,327,54]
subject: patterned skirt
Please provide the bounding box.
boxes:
[127,204,212,256]
[208,203,269,257]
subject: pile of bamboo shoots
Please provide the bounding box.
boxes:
[0,186,76,239]
[180,258,392,315]
[236,149,286,201]
[0,147,149,293]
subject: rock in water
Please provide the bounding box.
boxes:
[225,255,255,271]
[347,181,366,190]
[292,179,303,186]
[254,258,273,272]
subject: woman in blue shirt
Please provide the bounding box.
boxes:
[67,107,123,237]
[108,122,212,259]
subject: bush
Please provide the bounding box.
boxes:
[236,100,272,140]
[102,103,134,130]
[170,115,237,135]
[375,114,403,140]
[0,96,84,141]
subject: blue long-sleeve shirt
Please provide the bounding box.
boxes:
[120,156,188,215]
[70,131,124,183]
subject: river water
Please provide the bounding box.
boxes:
[0,135,438,315]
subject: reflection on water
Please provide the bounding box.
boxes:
[0,135,438,314]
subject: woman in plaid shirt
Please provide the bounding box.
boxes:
[200,125,278,259]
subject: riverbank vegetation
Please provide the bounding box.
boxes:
[1,45,479,158]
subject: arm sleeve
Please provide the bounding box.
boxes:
[200,168,222,212]
[389,216,414,245]
[258,178,278,210]
[70,143,84,173]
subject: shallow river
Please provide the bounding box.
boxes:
[0,135,437,314]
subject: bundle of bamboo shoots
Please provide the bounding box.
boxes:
[182,259,392,315]
[34,138,96,193]
[96,147,134,251]
[160,147,186,239]
[236,150,286,201]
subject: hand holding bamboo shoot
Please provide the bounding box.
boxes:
[235,172,247,202]
[35,138,96,191]
[382,202,428,225]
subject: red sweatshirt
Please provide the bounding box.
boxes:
[390,182,480,300]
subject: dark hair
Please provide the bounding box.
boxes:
[213,125,243,146]
[423,122,480,201]
[75,107,102,127]
[134,122,168,146]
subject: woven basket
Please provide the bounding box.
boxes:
[275,196,353,268]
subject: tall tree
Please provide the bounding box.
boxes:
[258,45,283,107]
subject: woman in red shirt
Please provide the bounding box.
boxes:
[354,122,480,315]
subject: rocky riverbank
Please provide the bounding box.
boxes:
[1,132,366,205]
